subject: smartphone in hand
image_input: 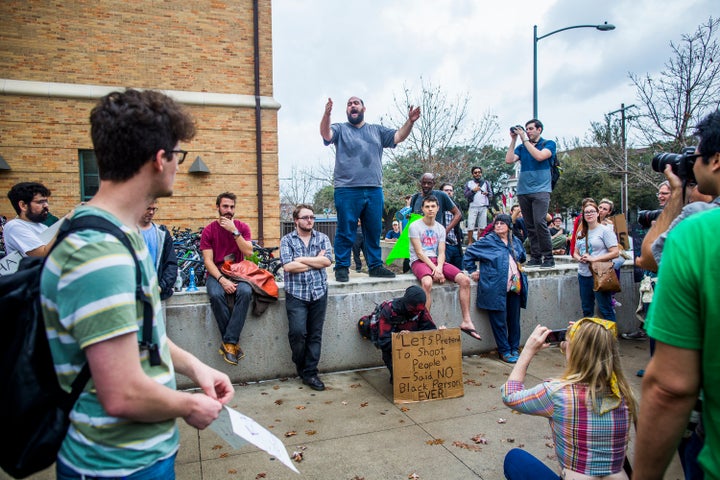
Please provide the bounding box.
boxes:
[546,329,567,345]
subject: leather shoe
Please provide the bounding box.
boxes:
[302,375,325,391]
[218,343,244,365]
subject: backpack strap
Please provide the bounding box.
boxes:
[55,215,160,366]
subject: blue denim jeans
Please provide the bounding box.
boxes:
[286,292,328,379]
[57,452,177,479]
[445,242,463,270]
[334,187,383,269]
[206,275,252,344]
[504,448,559,480]
[578,274,615,321]
[486,292,521,356]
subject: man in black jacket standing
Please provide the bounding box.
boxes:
[139,200,178,300]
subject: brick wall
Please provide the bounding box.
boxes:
[0,0,280,245]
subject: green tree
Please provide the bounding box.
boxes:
[312,185,335,215]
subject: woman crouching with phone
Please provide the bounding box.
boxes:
[501,318,636,480]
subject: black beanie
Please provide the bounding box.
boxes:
[494,214,513,229]
[392,285,427,314]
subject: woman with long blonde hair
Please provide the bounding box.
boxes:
[501,318,637,480]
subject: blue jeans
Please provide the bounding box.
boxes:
[518,192,552,260]
[486,292,521,356]
[504,448,559,480]
[206,275,252,344]
[334,187,383,269]
[445,243,463,270]
[57,452,176,479]
[286,292,328,379]
[578,274,615,321]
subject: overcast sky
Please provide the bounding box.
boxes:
[272,0,715,177]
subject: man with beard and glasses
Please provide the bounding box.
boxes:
[280,204,333,391]
[321,96,420,282]
[200,192,254,365]
[4,181,54,257]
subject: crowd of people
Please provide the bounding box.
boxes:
[2,88,718,479]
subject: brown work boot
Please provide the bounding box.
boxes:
[219,342,243,365]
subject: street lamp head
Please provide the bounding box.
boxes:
[596,22,615,31]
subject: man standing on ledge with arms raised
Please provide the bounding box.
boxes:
[505,119,556,268]
[321,96,420,282]
[40,89,233,478]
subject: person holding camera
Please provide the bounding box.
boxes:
[635,110,720,480]
[464,166,493,245]
[502,319,636,480]
[505,120,556,269]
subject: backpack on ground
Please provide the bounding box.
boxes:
[0,215,158,479]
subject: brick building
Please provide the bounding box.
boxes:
[0,0,281,245]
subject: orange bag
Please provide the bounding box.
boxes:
[221,260,279,299]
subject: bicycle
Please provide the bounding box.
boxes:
[251,242,283,282]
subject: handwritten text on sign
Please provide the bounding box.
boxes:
[392,328,464,403]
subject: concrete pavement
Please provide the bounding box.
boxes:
[14,339,684,480]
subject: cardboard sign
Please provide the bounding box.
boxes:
[391,328,464,404]
[609,214,630,250]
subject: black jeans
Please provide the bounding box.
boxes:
[518,192,552,260]
[286,292,328,379]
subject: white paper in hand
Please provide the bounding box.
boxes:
[221,406,300,474]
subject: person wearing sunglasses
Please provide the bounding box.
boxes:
[502,318,637,480]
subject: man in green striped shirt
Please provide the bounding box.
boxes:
[40,89,234,478]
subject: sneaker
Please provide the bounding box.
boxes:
[540,258,555,269]
[500,353,518,364]
[335,267,349,282]
[526,258,542,267]
[621,330,647,341]
[219,342,243,365]
[368,265,396,278]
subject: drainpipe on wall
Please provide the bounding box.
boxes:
[253,0,264,243]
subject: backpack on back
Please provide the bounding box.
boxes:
[0,215,158,479]
[357,302,386,347]
[537,139,561,190]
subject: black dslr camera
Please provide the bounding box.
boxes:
[638,209,662,229]
[510,125,524,134]
[651,146,699,183]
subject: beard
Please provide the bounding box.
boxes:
[347,110,364,125]
[27,209,48,223]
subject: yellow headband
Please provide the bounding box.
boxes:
[567,317,617,342]
[567,317,621,412]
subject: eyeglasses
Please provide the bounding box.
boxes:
[31,199,49,206]
[583,210,598,215]
[472,171,482,174]
[146,207,159,213]
[298,215,316,221]
[656,191,670,197]
[170,150,188,164]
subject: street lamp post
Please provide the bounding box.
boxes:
[533,22,615,118]
[608,103,637,218]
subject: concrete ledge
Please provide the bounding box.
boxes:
[165,261,639,388]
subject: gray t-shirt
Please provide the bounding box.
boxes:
[325,122,397,188]
[408,219,446,264]
[574,224,618,277]
[652,197,720,265]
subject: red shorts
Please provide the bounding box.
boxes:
[411,257,462,282]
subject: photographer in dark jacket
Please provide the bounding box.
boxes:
[140,200,178,300]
